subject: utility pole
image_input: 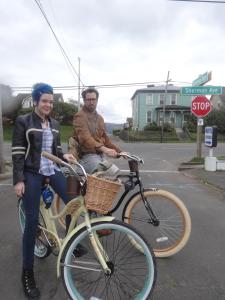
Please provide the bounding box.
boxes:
[77,57,81,111]
[0,93,5,173]
[161,71,170,143]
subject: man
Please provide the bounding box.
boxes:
[72,87,122,174]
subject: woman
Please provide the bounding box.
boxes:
[12,83,76,299]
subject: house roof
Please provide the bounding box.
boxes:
[131,85,181,100]
[210,93,225,105]
[16,93,64,103]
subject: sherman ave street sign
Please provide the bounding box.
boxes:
[181,86,223,96]
[192,71,212,86]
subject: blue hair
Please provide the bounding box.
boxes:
[31,83,53,103]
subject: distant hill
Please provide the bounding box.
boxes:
[105,123,123,134]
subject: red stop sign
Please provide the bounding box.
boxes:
[191,96,211,117]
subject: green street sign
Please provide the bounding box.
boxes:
[192,71,212,86]
[181,86,223,96]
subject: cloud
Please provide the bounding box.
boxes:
[1,0,225,122]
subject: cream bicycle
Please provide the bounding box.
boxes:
[18,151,156,300]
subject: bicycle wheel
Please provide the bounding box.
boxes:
[122,189,191,258]
[18,199,51,258]
[61,220,156,300]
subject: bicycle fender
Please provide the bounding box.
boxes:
[57,216,114,277]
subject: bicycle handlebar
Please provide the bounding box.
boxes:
[118,152,144,164]
[41,151,87,182]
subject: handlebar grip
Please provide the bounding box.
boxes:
[41,151,63,165]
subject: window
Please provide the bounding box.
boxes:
[159,94,164,105]
[170,111,175,124]
[147,111,152,123]
[184,113,189,121]
[146,95,153,105]
[171,94,177,105]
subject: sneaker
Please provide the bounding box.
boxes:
[73,244,88,257]
[97,229,112,237]
[21,269,40,299]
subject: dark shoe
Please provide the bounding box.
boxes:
[73,244,88,257]
[97,229,112,237]
[22,269,40,299]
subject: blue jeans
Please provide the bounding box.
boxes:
[22,170,70,269]
[79,154,104,174]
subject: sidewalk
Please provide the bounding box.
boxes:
[179,164,225,192]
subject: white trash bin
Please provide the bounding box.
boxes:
[205,156,217,172]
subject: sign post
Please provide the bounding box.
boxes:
[191,96,212,158]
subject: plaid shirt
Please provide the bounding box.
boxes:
[39,125,60,176]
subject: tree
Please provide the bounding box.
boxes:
[52,102,78,125]
[0,84,12,173]
[204,108,225,134]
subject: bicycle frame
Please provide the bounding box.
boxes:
[38,194,114,278]
[109,169,159,225]
[39,152,115,278]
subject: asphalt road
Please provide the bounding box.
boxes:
[1,141,225,299]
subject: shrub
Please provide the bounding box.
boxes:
[144,122,160,131]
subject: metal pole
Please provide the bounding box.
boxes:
[196,117,202,158]
[0,93,5,173]
[78,57,81,111]
[161,71,170,143]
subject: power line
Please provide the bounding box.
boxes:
[169,0,225,3]
[34,0,85,86]
[11,80,192,92]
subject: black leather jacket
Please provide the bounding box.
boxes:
[12,112,64,185]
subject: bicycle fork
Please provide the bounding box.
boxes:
[139,186,160,226]
[84,213,111,275]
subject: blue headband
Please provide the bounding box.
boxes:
[32,83,53,103]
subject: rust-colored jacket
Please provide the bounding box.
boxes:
[73,107,121,156]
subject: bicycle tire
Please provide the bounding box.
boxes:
[18,199,51,259]
[61,220,156,300]
[122,189,191,258]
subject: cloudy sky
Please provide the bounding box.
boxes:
[1,0,225,123]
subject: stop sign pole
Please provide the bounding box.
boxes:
[191,96,212,158]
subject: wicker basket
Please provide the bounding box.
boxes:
[84,175,122,214]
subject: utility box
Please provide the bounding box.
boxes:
[205,126,217,148]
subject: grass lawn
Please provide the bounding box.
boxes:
[3,125,73,143]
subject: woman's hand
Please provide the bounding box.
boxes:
[63,153,77,164]
[14,181,25,197]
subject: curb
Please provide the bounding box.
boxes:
[0,172,12,180]
[178,164,204,171]
[180,168,225,194]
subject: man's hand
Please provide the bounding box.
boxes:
[118,151,130,158]
[14,181,25,197]
[63,153,77,164]
[100,146,118,158]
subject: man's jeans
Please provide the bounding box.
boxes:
[79,153,104,174]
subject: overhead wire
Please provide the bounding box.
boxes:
[11,80,193,92]
[34,0,85,86]
[169,0,225,3]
